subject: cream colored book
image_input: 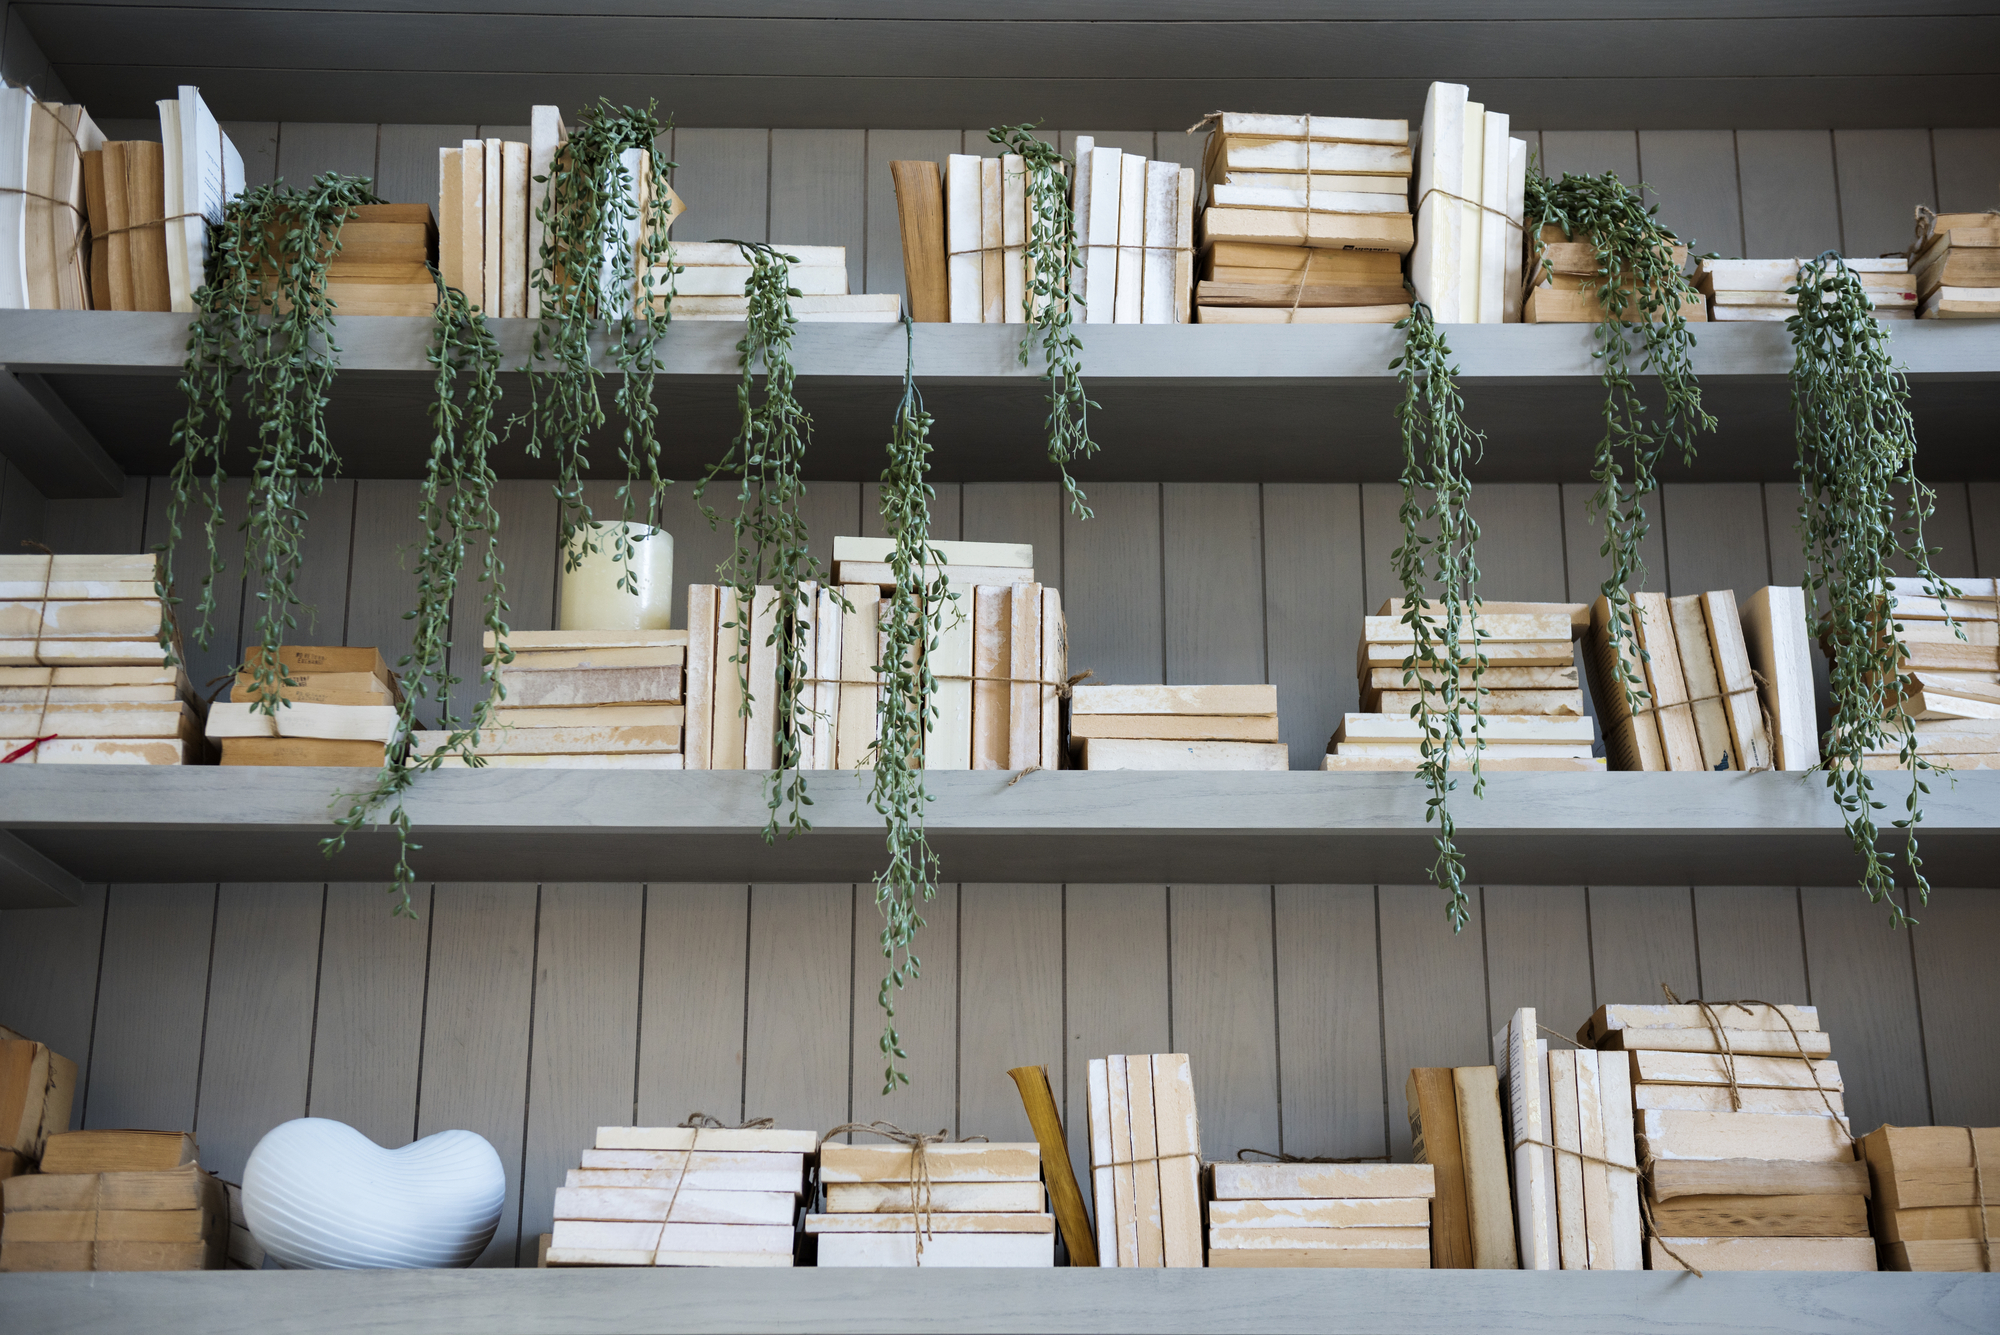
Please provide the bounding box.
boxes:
[1630,1051,1842,1091]
[1209,1161,1434,1200]
[438,146,465,295]
[1114,153,1146,324]
[744,585,779,768]
[569,1152,803,1191]
[1596,1048,1642,1270]
[413,725,681,756]
[1085,144,1121,323]
[946,154,983,323]
[1633,1083,1844,1116]
[819,1143,1040,1183]
[1453,1065,1519,1269]
[459,139,485,311]
[980,155,1003,324]
[490,629,688,651]
[24,737,189,765]
[0,599,160,638]
[1008,582,1044,768]
[924,581,972,770]
[1601,1027,1832,1058]
[972,585,1012,769]
[1207,1246,1430,1269]
[1002,153,1026,324]
[816,1232,1052,1267]
[1070,136,1095,311]
[1142,161,1176,324]
[1204,113,1408,145]
[1741,586,1819,770]
[1125,1053,1165,1266]
[677,265,846,296]
[832,536,1033,570]
[1456,103,1483,320]
[1175,167,1196,323]
[1070,683,1276,716]
[810,583,842,770]
[501,141,528,317]
[595,1126,817,1153]
[825,1182,1043,1214]
[1197,305,1411,325]
[804,1212,1053,1233]
[1213,140,1412,175]
[711,588,748,770]
[549,1219,794,1255]
[1070,714,1280,743]
[1411,82,1465,320]
[494,666,681,709]
[1208,1198,1429,1228]
[1583,1003,1818,1039]
[1151,1053,1203,1268]
[683,585,716,769]
[429,753,684,770]
[1085,739,1289,771]
[1208,184,1407,214]
[1495,1010,1554,1270]
[493,704,684,730]
[835,583,878,770]
[1039,587,1062,767]
[1574,1050,1616,1269]
[1337,714,1593,745]
[1087,1057,1117,1266]
[526,107,566,318]
[1549,1049,1587,1269]
[1637,1109,1853,1162]
[3,702,191,741]
[1207,1226,1430,1250]
[1503,138,1527,323]
[555,1187,794,1226]
[1648,1236,1875,1273]
[1107,1054,1139,1265]
[833,560,1031,589]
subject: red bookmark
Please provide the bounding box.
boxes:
[2,734,58,763]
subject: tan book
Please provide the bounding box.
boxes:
[1634,1083,1845,1116]
[804,1212,1053,1234]
[826,1182,1043,1214]
[1885,1239,2000,1271]
[1638,1109,1853,1163]
[815,1231,1051,1267]
[496,665,683,710]
[1603,1027,1832,1059]
[0,600,160,638]
[1649,1193,1868,1238]
[1371,689,1584,716]
[1174,167,1196,324]
[124,140,171,311]
[1084,738,1289,771]
[1648,1235,1874,1272]
[1407,1067,1470,1269]
[6,1209,211,1244]
[1337,714,1593,745]
[594,1127,817,1153]
[0,680,178,704]
[225,683,384,710]
[1333,741,1594,760]
[439,147,463,294]
[0,1032,77,1160]
[1208,1226,1430,1250]
[38,1130,197,1176]
[1148,1054,1203,1267]
[220,737,384,767]
[554,1187,793,1227]
[487,630,686,653]
[545,1246,790,1268]
[980,155,1003,324]
[1365,665,1578,692]
[1200,206,1413,253]
[1008,581,1044,768]
[4,702,192,740]
[835,583,878,770]
[1741,587,1820,770]
[548,1219,794,1256]
[1630,1051,1842,1092]
[1040,587,1063,767]
[818,1143,1040,1184]
[0,1239,219,1272]
[712,587,753,768]
[1876,1203,2000,1243]
[568,1154,803,1194]
[1206,240,1403,275]
[1648,1157,1869,1202]
[1106,1054,1139,1266]
[244,643,395,686]
[4,1164,213,1213]
[834,560,1031,589]
[1070,683,1276,716]
[102,141,134,310]
[459,139,485,310]
[501,141,528,317]
[808,582,842,770]
[1365,612,1571,645]
[1196,298,1409,323]
[1862,1125,2000,1210]
[1547,1050,1587,1269]
[1210,1197,1430,1228]
[427,753,683,771]
[1449,1066,1517,1269]
[1209,1161,1434,1201]
[1070,713,1280,743]
[1574,1051,1618,1269]
[1360,640,1576,669]
[682,585,716,770]
[1207,1244,1429,1269]
[1125,1052,1164,1267]
[972,585,1011,769]
[890,160,947,323]
[413,725,680,756]
[1582,1003,1817,1042]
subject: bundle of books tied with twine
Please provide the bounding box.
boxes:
[433,629,687,770]
[1862,1124,1997,1271]
[1869,577,2000,771]
[1698,257,1914,323]
[809,1129,1056,1266]
[1208,1158,1435,1269]
[1909,207,2000,319]
[205,645,401,766]
[1525,226,1701,325]
[2,1129,226,1273]
[1585,590,1780,773]
[1071,684,1285,771]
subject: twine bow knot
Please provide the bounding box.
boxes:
[819,1121,987,1259]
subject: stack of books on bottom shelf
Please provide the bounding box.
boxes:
[1911,212,2000,319]
[1495,1007,1642,1270]
[1580,1003,1873,1273]
[546,1125,814,1267]
[1085,1054,1203,1267]
[207,645,401,766]
[1405,1067,1517,1268]
[1326,602,1598,772]
[1525,226,1700,324]
[2,1131,222,1273]
[666,243,896,323]
[1698,257,1914,322]
[1,1024,77,1176]
[422,630,686,770]
[810,1142,1052,1266]
[1206,1160,1433,1269]
[1862,1125,1999,1271]
[1070,684,1285,771]
[1872,577,2000,770]
[0,553,202,764]
[1586,590,1775,772]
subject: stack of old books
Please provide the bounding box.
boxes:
[2,1129,224,1273]
[420,629,686,770]
[206,645,401,766]
[1862,1125,1998,1271]
[302,203,439,318]
[1411,85,1529,324]
[1585,590,1775,772]
[1911,209,2000,319]
[1206,1159,1433,1269]
[1699,257,1914,322]
[1526,227,1701,325]
[1,1025,76,1182]
[1325,601,1598,772]
[1072,139,1196,325]
[1404,1066,1517,1268]
[0,552,204,765]
[1869,577,2000,771]
[810,1140,1053,1266]
[1,90,104,310]
[1495,1007,1643,1270]
[1196,112,1413,325]
[1086,1054,1202,1266]
[1579,1002,1873,1273]
[546,1125,813,1267]
[1070,683,1285,771]
[669,243,895,323]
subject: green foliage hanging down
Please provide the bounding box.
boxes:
[525,99,679,586]
[1789,253,1954,926]
[322,273,510,916]
[1527,168,1715,718]
[867,316,953,1094]
[695,241,829,838]
[159,173,381,703]
[1389,303,1488,930]
[988,126,1098,518]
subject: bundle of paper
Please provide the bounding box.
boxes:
[1,1025,77,1167]
[666,242,896,322]
[1,1160,225,1273]
[1408,85,1529,323]
[1327,602,1599,772]
[1072,684,1285,771]
[1207,1160,1432,1269]
[208,645,400,767]
[418,629,687,771]
[1578,1003,1873,1273]
[1405,1067,1516,1268]
[1086,1054,1202,1266]
[1526,224,1703,325]
[1862,1125,1999,1270]
[809,1141,1052,1267]
[1910,210,2000,319]
[1698,257,1914,322]
[2,93,105,311]
[546,1125,814,1267]
[0,553,206,764]
[1586,591,1776,772]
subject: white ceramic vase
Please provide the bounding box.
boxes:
[241,1117,505,1269]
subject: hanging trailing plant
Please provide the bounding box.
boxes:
[1788,252,1954,925]
[988,125,1098,517]
[694,241,827,838]
[1389,303,1488,930]
[1526,168,1715,718]
[866,315,953,1093]
[322,272,510,915]
[157,173,381,701]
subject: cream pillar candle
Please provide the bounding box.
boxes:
[558,523,674,630]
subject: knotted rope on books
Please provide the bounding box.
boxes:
[1234,1147,1388,1164]
[641,1111,781,1267]
[1911,206,2000,258]
[819,1121,988,1259]
[1661,986,1847,1134]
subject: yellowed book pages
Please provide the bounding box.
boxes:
[1070,683,1276,716]
[1008,581,1043,768]
[1632,1051,1842,1091]
[554,1187,793,1226]
[1087,1058,1116,1266]
[804,1212,1053,1233]
[1207,1245,1429,1269]
[1040,587,1063,768]
[836,583,878,770]
[980,156,1003,324]
[711,588,747,769]
[825,1182,1043,1214]
[1107,1054,1139,1266]
[1071,714,1280,743]
[1151,1056,1203,1269]
[1574,1050,1615,1269]
[818,1142,1040,1183]
[1648,1236,1875,1272]
[744,585,778,768]
[816,1231,1052,1267]
[501,141,529,317]
[1548,1050,1587,1269]
[1585,1003,1817,1039]
[682,584,716,769]
[1605,1027,1832,1058]
[1208,1197,1429,1228]
[459,139,484,310]
[1638,1108,1853,1162]
[1209,1161,1434,1200]
[924,580,972,769]
[1452,1065,1519,1269]
[1126,1051,1165,1267]
[972,585,1011,769]
[594,1126,816,1153]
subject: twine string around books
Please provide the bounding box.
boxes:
[1970,1126,1992,1273]
[1662,986,1847,1137]
[679,1113,775,1130]
[1910,206,2000,257]
[640,1112,779,1267]
[819,1121,988,1258]
[1515,1133,1703,1277]
[1234,1147,1389,1164]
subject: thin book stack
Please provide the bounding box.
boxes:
[945,150,1035,324]
[1494,1007,1643,1271]
[1526,227,1702,325]
[294,203,439,317]
[1070,684,1285,771]
[1326,601,1600,772]
[1861,1125,1999,1271]
[0,552,203,765]
[1405,1066,1517,1268]
[1699,257,1913,322]
[665,242,896,322]
[2,1130,222,1273]
[810,1142,1054,1267]
[1870,576,2000,770]
[1585,590,1774,772]
[1910,210,2000,319]
[1410,84,1528,324]
[0,89,104,310]
[1580,1003,1873,1273]
[1069,138,1194,325]
[1196,112,1411,325]
[1207,1161,1433,1270]
[1740,585,1821,771]
[424,629,686,770]
[547,1125,814,1267]
[440,134,533,317]
[1085,1054,1203,1267]
[155,86,242,313]
[207,645,401,766]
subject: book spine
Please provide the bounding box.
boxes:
[979,156,1003,324]
[945,154,982,324]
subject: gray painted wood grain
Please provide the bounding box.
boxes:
[1909,890,2000,1127]
[307,883,429,1147]
[147,474,249,699]
[343,479,428,684]
[1833,129,1936,259]
[636,884,749,1129]
[222,123,280,192]
[1262,483,1364,770]
[771,130,867,298]
[36,474,147,553]
[449,477,558,723]
[1273,884,1383,1159]
[1586,886,1699,1009]
[1481,883,1596,1049]
[1638,129,1744,259]
[276,122,377,185]
[1377,884,1490,1162]
[955,883,1064,1146]
[861,129,961,306]
[1562,480,1669,602]
[1916,483,1978,579]
[273,479,356,649]
[962,482,1061,590]
[0,885,105,1128]
[850,881,957,1136]
[1660,481,1771,599]
[85,884,215,1132]
[375,124,475,219]
[1693,886,1810,1001]
[0,457,48,556]
[1162,483,1262,686]
[743,883,852,1134]
[1062,884,1169,1217]
[861,480,962,543]
[1540,130,1638,185]
[672,128,768,245]
[1061,481,1162,688]
[1971,483,2000,577]
[1799,885,1932,1132]
[1737,129,1843,258]
[1468,483,1567,603]
[1169,884,1280,1163]
[1931,128,2000,214]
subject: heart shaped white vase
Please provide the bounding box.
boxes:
[242,1117,505,1269]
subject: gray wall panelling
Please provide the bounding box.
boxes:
[276,123,377,186]
[1972,483,2000,577]
[1659,482,1771,600]
[1799,887,1932,1134]
[307,884,429,1148]
[376,125,476,219]
[1694,886,1810,1001]
[1834,129,1936,259]
[672,128,769,246]
[36,475,147,554]
[863,130,961,308]
[637,884,750,1129]
[84,885,216,1132]
[0,883,104,1129]
[771,130,867,297]
[955,884,1064,1146]
[1061,482,1162,689]
[1931,129,2000,212]
[148,477,249,701]
[222,123,279,191]
[850,883,957,1136]
[1273,884,1381,1159]
[742,884,852,1135]
[1169,886,1281,1165]
[1480,884,1596,1066]
[1737,130,1843,258]
[1063,885,1169,1219]
[1586,887,1699,1009]
[1162,483,1263,687]
[1638,130,1744,259]
[1540,131,1638,185]
[0,457,49,556]
[1377,884,1490,1162]
[1262,484,1364,771]
[1910,892,2000,1127]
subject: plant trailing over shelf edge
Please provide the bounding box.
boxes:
[1526,166,1714,720]
[1389,302,1488,930]
[989,125,1099,518]
[866,315,953,1093]
[1788,252,1955,926]
[323,272,511,915]
[158,173,381,697]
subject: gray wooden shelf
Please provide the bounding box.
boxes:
[6,313,1997,496]
[0,1265,1992,1335]
[2,767,1996,903]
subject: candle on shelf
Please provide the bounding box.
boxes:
[558,523,674,630]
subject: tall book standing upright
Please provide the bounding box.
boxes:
[156,87,243,314]
[527,105,568,320]
[1494,1007,1555,1269]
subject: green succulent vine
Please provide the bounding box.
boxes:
[157,173,381,699]
[1527,167,1714,718]
[322,272,511,916]
[695,240,828,839]
[1788,252,1953,926]
[867,315,952,1094]
[988,125,1098,518]
[1389,303,1488,930]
